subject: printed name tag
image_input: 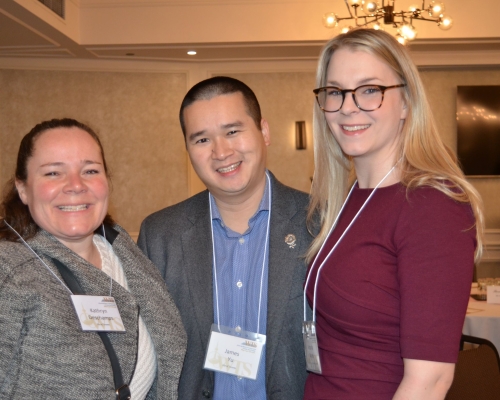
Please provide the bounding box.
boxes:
[303,321,322,374]
[204,324,266,380]
[487,286,500,304]
[70,295,126,332]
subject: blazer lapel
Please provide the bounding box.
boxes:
[265,176,307,381]
[182,193,214,351]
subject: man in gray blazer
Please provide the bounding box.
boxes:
[138,77,312,400]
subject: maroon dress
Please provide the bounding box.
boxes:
[304,183,476,400]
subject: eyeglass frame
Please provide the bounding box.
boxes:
[313,84,407,113]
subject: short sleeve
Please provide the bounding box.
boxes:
[395,188,476,363]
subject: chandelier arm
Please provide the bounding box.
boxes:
[391,10,441,23]
[404,15,440,22]
[344,0,354,18]
[409,15,442,22]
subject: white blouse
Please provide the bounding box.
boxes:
[93,234,157,400]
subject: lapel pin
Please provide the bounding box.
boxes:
[285,234,296,249]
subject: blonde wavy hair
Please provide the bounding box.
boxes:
[306,28,484,264]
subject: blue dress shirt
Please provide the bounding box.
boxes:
[209,175,271,400]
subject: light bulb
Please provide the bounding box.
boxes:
[438,15,453,30]
[340,26,351,34]
[408,4,419,12]
[373,22,383,30]
[323,13,338,28]
[363,1,378,15]
[348,0,361,6]
[400,24,417,40]
[396,35,407,45]
[429,1,445,17]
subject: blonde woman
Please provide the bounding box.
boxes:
[304,29,483,400]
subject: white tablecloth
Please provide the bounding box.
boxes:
[463,296,500,352]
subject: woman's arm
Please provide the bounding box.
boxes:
[394,189,474,399]
[0,274,25,390]
[392,359,455,400]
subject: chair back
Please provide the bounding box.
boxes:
[445,335,500,400]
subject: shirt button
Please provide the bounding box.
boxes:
[202,389,211,398]
[239,237,245,244]
[237,376,243,381]
[235,325,241,333]
[236,280,243,288]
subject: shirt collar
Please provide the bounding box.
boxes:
[210,170,271,225]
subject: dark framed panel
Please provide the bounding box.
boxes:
[457,86,500,177]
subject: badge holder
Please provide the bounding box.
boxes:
[204,324,266,380]
[71,295,126,332]
[303,321,322,374]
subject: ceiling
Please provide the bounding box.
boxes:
[1,0,500,64]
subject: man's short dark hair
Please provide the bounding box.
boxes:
[179,76,262,138]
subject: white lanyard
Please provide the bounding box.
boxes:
[209,172,272,334]
[4,220,73,294]
[4,221,113,297]
[303,165,397,323]
[5,221,125,333]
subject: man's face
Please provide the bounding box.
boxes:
[183,92,270,203]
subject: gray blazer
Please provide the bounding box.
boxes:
[0,225,186,399]
[138,173,312,400]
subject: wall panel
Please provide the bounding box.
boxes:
[0,69,188,234]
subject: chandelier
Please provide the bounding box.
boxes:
[323,0,453,44]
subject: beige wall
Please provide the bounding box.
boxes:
[1,64,499,239]
[0,69,188,234]
[0,68,317,237]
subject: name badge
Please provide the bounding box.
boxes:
[487,286,500,304]
[303,321,322,374]
[70,295,126,332]
[203,324,266,380]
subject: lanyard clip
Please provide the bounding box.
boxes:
[115,384,131,400]
[302,321,316,336]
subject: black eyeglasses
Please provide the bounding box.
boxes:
[313,84,406,112]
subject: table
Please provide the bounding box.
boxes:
[463,296,500,352]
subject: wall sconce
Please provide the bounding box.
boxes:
[295,121,307,150]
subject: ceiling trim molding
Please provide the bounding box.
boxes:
[1,47,500,72]
[85,40,327,50]
[0,45,59,50]
[0,8,61,47]
[0,49,74,58]
[79,0,316,8]
[411,50,500,67]
[0,57,317,74]
[86,54,320,63]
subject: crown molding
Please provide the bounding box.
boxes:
[79,0,317,8]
